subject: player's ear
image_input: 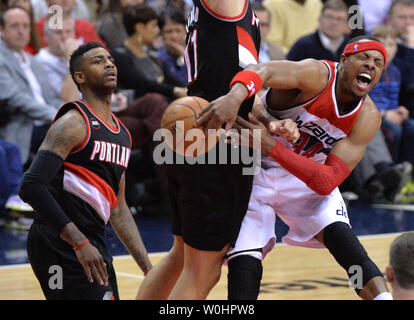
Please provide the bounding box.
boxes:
[74,71,85,86]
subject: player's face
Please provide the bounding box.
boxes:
[82,47,118,90]
[340,50,384,97]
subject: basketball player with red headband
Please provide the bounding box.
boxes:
[198,36,393,300]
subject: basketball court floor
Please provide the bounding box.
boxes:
[1,200,414,300]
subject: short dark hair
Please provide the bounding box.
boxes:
[0,5,29,28]
[69,42,105,91]
[321,0,349,14]
[122,4,158,37]
[347,35,381,44]
[390,232,414,289]
[158,9,186,30]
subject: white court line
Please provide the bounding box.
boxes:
[0,232,402,270]
[116,272,144,279]
[372,203,414,212]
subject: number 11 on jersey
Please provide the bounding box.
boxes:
[184,29,198,84]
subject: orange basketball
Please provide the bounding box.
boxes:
[161,96,218,156]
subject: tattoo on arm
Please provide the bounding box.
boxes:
[110,205,153,274]
[39,109,87,159]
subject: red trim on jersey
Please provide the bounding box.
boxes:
[63,162,117,208]
[237,26,258,62]
[117,117,133,148]
[51,101,91,154]
[302,61,363,135]
[201,0,248,21]
[80,99,120,133]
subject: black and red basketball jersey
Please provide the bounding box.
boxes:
[48,100,132,235]
[184,0,261,119]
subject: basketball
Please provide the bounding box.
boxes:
[161,96,218,156]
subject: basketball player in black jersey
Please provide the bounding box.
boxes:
[136,0,265,300]
[19,42,152,300]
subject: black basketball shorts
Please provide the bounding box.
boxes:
[168,142,255,251]
[27,222,119,300]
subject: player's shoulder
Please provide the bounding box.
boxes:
[51,105,87,136]
[350,95,381,139]
[294,59,331,90]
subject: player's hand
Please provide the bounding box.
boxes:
[195,94,242,132]
[227,113,276,153]
[229,113,299,153]
[268,118,300,144]
[74,242,109,287]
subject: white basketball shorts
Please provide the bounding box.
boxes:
[226,165,350,262]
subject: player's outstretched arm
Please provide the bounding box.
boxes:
[235,97,381,196]
[19,109,110,286]
[109,175,153,275]
[196,59,327,130]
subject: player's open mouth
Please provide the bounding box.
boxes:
[356,72,372,89]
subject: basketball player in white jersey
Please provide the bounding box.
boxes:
[197,36,394,300]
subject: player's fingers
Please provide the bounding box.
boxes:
[235,116,253,129]
[194,106,214,127]
[90,261,105,286]
[205,114,221,130]
[248,112,261,125]
[82,263,93,283]
[95,258,109,286]
[225,120,235,133]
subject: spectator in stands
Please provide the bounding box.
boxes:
[251,1,285,63]
[386,0,414,113]
[112,4,187,202]
[369,25,414,171]
[0,139,33,216]
[112,4,186,100]
[147,0,191,18]
[31,0,90,22]
[0,6,62,165]
[36,0,105,47]
[287,0,349,62]
[35,15,80,102]
[95,0,145,51]
[264,0,323,53]
[8,0,42,54]
[386,231,414,299]
[157,9,187,86]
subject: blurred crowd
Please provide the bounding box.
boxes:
[1,0,414,230]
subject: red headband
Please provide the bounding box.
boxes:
[343,41,387,66]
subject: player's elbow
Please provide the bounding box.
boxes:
[18,173,41,204]
[306,172,336,196]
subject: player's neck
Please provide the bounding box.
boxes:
[335,74,363,115]
[81,89,113,123]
